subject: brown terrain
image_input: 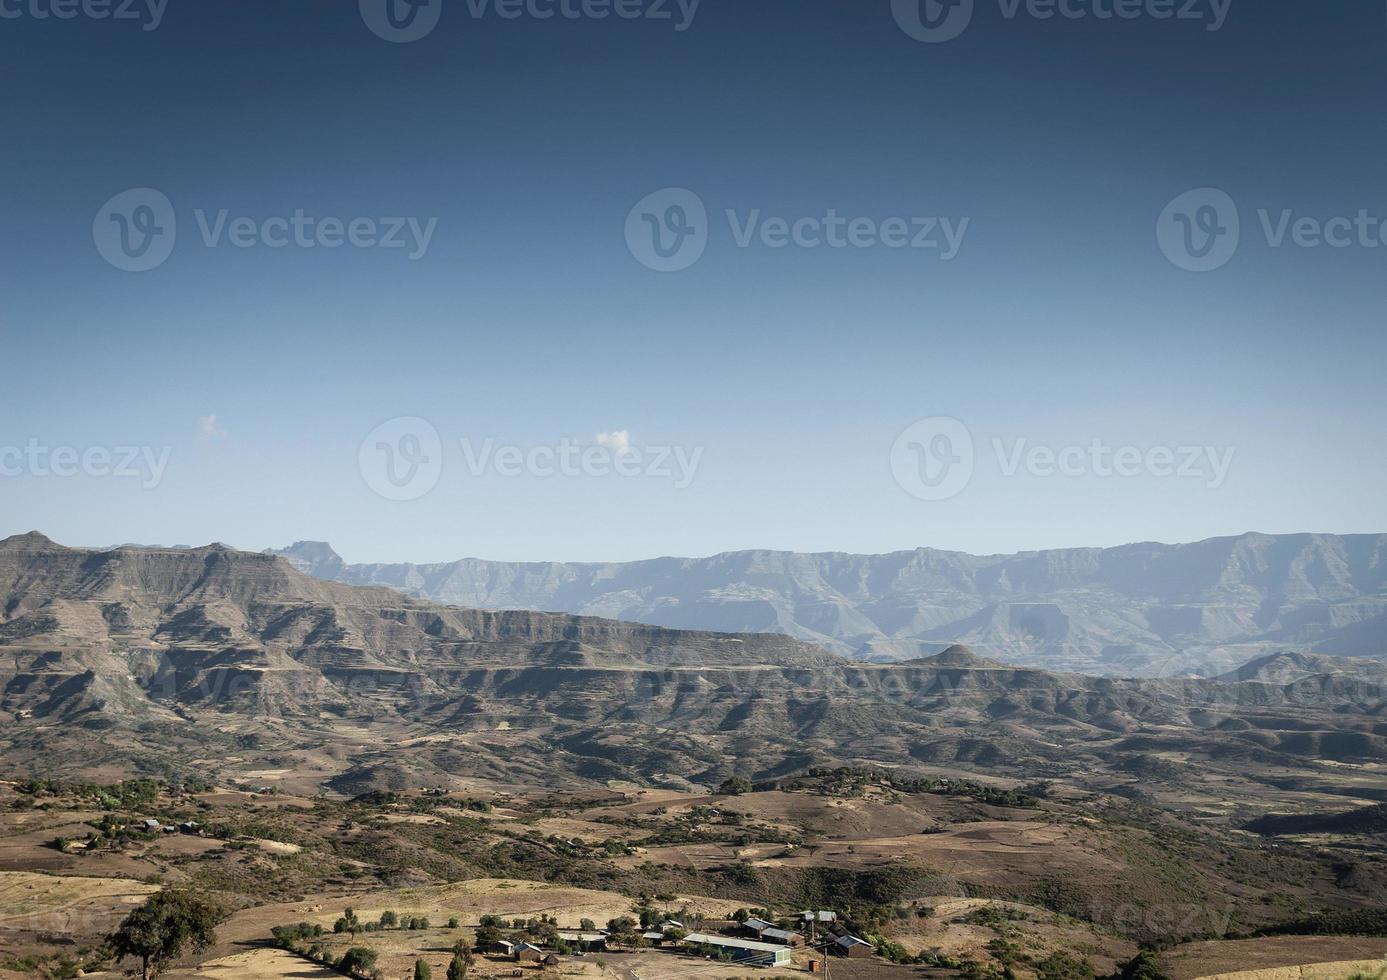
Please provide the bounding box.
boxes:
[0,534,1383,978]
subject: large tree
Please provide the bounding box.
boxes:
[108,890,225,980]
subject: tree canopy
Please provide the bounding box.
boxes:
[107,890,225,980]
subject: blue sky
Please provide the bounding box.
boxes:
[0,0,1383,563]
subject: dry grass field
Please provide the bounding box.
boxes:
[0,871,158,936]
[0,769,1384,979]
[1158,938,1387,980]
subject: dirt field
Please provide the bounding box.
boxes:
[0,871,157,941]
[1160,937,1387,980]
[581,789,958,840]
[1193,963,1387,980]
[164,947,341,978]
[615,816,1122,893]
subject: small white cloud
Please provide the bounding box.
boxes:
[198,414,225,438]
[595,430,632,452]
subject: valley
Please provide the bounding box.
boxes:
[0,533,1384,978]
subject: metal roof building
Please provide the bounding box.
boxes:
[682,932,793,966]
[834,935,874,958]
[760,927,803,946]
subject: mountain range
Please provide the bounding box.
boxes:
[270,532,1387,677]
[3,532,1385,798]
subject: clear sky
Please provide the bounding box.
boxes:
[1,0,1383,563]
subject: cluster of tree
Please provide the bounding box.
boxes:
[277,936,469,980]
[15,776,211,809]
[730,908,772,924]
[271,921,327,944]
[717,862,761,888]
[350,790,401,806]
[630,901,699,932]
[791,865,926,924]
[337,946,380,978]
[404,941,477,980]
[604,915,647,946]
[870,935,1166,980]
[477,912,595,953]
[718,775,754,795]
[1242,803,1387,838]
[871,935,1097,980]
[332,907,434,935]
[1119,951,1171,980]
[268,916,390,978]
[1254,908,1387,937]
[796,767,1043,808]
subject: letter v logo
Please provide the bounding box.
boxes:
[892,0,974,42]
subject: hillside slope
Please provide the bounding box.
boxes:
[3,535,1385,801]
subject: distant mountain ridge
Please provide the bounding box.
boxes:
[2,533,1385,793]
[270,532,1387,677]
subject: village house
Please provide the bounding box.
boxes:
[743,917,777,938]
[488,939,517,957]
[556,931,607,952]
[760,926,804,947]
[515,942,545,963]
[833,935,874,958]
[799,910,837,939]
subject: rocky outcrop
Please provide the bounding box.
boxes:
[3,535,1385,788]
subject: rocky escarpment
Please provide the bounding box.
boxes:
[0,533,836,724]
[271,532,1387,677]
[2,535,1385,790]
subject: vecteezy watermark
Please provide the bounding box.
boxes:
[93,188,178,273]
[626,188,969,272]
[0,0,169,30]
[93,188,439,272]
[359,0,442,42]
[890,417,976,502]
[1158,187,1387,272]
[1156,187,1239,272]
[891,0,1230,43]
[890,417,1235,501]
[625,188,710,272]
[359,417,445,502]
[359,419,704,501]
[1085,903,1236,940]
[0,440,172,490]
[359,0,700,43]
[459,435,703,488]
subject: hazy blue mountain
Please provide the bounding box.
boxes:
[270,533,1387,677]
